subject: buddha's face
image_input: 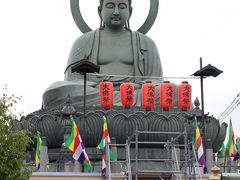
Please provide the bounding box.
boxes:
[100,0,131,30]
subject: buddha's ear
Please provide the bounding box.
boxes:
[129,7,133,19]
[98,6,102,19]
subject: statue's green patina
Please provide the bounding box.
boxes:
[42,0,163,109]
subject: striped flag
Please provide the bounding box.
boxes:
[226,120,236,157]
[235,138,240,160]
[97,116,116,176]
[236,138,240,154]
[194,117,207,171]
[233,144,240,161]
[233,137,240,161]
[35,131,42,170]
[221,143,225,157]
[64,116,91,170]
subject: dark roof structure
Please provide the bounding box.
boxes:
[193,64,223,77]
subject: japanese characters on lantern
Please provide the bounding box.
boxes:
[160,81,174,109]
[98,81,192,109]
[178,81,192,110]
[141,82,156,110]
[120,82,135,108]
[99,81,114,109]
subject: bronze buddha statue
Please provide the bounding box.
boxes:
[43,0,163,109]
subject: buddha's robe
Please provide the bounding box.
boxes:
[42,29,163,109]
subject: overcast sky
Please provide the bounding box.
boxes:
[0,0,240,137]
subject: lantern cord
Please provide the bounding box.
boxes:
[87,73,200,81]
[218,93,240,122]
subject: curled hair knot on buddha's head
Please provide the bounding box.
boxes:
[99,0,132,10]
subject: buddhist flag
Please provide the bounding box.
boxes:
[221,143,225,157]
[194,117,207,171]
[236,138,240,154]
[64,116,91,170]
[226,120,236,157]
[97,116,116,176]
[35,131,42,170]
[233,138,240,161]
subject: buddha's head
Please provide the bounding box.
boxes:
[98,0,132,30]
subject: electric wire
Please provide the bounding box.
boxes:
[87,73,200,80]
[218,93,239,120]
[40,72,240,123]
[218,93,240,122]
[218,95,240,122]
[219,100,240,123]
[38,74,199,115]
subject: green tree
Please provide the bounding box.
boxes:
[0,86,32,180]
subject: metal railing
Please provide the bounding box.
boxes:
[124,125,197,180]
[29,126,207,180]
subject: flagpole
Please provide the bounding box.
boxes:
[192,143,202,180]
[82,164,84,173]
[223,151,227,172]
[229,154,232,172]
[199,58,206,147]
[106,141,111,180]
[63,116,92,173]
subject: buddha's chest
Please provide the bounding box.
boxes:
[98,33,133,65]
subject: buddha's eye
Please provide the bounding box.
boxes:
[118,3,127,9]
[106,3,115,8]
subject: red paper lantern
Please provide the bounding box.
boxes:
[178,81,192,110]
[99,81,114,109]
[120,82,134,108]
[141,82,156,110]
[160,81,174,109]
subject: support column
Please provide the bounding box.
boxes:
[40,136,49,172]
[64,161,73,172]
[216,151,224,172]
[73,160,82,172]
[111,137,119,173]
[206,148,214,173]
[226,155,232,172]
[171,144,180,173]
